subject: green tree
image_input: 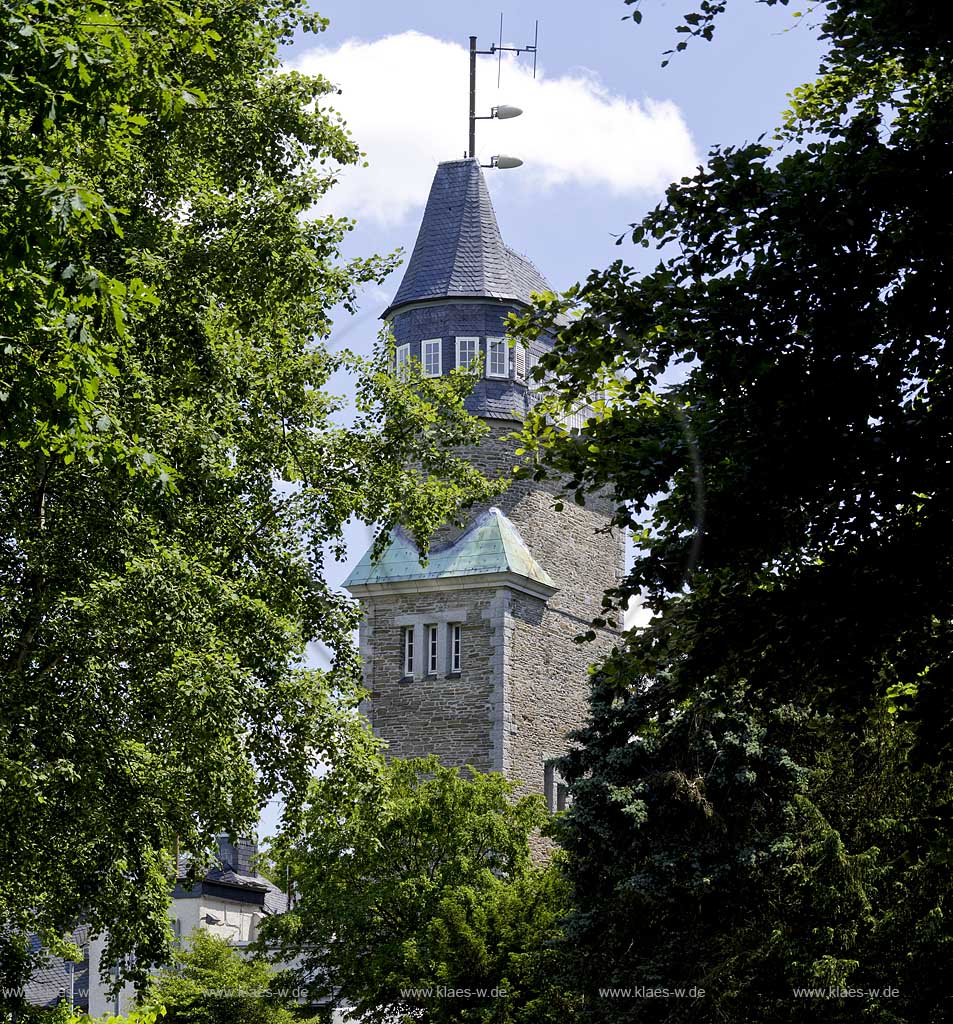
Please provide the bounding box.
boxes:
[17,1004,165,1024]
[0,0,492,995]
[262,756,573,1024]
[146,930,296,1024]
[551,669,952,1022]
[1,1000,165,1024]
[508,0,953,1020]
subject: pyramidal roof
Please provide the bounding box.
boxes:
[343,507,557,599]
[383,158,553,317]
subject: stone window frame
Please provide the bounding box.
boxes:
[486,336,508,378]
[450,622,462,674]
[455,335,479,372]
[394,609,468,681]
[422,338,442,377]
[426,624,439,675]
[544,760,570,813]
[395,343,411,381]
[402,626,415,677]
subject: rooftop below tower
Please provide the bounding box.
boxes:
[343,507,557,600]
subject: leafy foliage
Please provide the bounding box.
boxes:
[0,0,494,994]
[262,757,572,1024]
[5,1004,166,1024]
[508,0,953,1019]
[145,930,296,1024]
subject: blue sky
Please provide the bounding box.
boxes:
[258,0,827,839]
[290,0,826,299]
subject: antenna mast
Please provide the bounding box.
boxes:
[467,16,538,161]
[469,36,478,158]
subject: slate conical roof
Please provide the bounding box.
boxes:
[343,508,557,599]
[383,158,553,317]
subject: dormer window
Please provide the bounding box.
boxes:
[487,336,508,378]
[422,339,442,377]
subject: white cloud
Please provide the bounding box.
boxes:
[289,32,699,226]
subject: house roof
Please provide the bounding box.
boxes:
[343,507,556,598]
[203,868,269,893]
[24,925,89,1010]
[204,869,289,915]
[173,839,288,915]
[383,158,553,317]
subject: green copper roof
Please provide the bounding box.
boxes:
[343,508,556,594]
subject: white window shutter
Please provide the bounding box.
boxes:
[515,345,526,381]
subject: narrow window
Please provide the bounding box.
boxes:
[427,624,438,675]
[422,338,442,377]
[455,336,479,370]
[402,627,414,677]
[396,343,411,380]
[486,336,508,378]
[514,344,527,381]
[450,623,462,673]
[544,761,570,813]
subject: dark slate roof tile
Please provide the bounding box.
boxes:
[384,159,554,316]
[24,925,89,1010]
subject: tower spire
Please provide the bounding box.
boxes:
[383,159,550,320]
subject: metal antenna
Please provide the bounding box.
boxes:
[469,35,477,157]
[468,18,539,159]
[497,13,503,88]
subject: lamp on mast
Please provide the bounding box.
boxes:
[467,17,538,167]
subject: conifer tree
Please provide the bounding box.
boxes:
[510,1,953,1019]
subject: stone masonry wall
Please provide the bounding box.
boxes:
[358,416,625,798]
[360,588,504,773]
[354,275,625,798]
[460,421,624,796]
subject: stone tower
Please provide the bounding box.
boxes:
[344,158,623,805]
